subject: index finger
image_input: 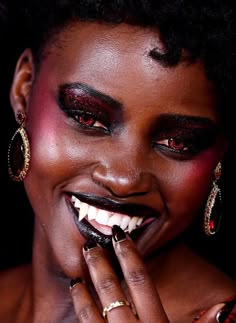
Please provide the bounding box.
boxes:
[112,225,169,323]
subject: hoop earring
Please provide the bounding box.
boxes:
[204,162,222,236]
[8,111,30,181]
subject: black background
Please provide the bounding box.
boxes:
[0,3,236,279]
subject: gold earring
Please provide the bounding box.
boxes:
[8,111,30,181]
[204,162,222,236]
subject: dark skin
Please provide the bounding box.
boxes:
[1,21,235,322]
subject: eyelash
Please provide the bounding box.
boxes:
[155,132,215,157]
[157,138,188,151]
[65,109,110,133]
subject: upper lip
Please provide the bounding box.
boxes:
[66,191,158,219]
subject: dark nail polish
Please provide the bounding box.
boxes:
[112,225,126,242]
[70,277,82,288]
[83,239,97,251]
[216,299,236,322]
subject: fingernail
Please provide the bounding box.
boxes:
[70,277,82,289]
[83,239,97,251]
[216,299,236,322]
[112,225,126,242]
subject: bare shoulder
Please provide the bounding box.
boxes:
[175,243,236,298]
[152,243,236,322]
[0,263,32,320]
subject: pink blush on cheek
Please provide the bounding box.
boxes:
[180,153,219,190]
[29,113,73,179]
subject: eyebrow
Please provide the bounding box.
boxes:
[59,82,123,112]
[156,114,219,131]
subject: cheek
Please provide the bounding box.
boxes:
[184,153,217,188]
[165,151,218,216]
[26,96,91,185]
[151,153,219,249]
[29,119,69,181]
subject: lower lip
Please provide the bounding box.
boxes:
[65,195,156,248]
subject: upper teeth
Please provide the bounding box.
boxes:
[71,195,144,233]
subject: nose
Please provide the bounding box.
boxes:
[92,152,154,198]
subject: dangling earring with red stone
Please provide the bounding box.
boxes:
[204,162,222,236]
[8,110,30,181]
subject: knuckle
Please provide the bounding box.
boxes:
[126,268,147,286]
[86,251,101,268]
[116,243,134,259]
[70,285,81,298]
[77,304,94,322]
[95,275,117,294]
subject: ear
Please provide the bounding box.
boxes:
[10,48,34,120]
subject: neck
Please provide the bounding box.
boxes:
[30,223,78,323]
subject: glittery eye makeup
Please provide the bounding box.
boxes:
[153,114,219,159]
[57,83,219,160]
[57,82,122,133]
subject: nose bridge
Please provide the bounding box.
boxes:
[92,140,154,197]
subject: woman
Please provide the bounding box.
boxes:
[1,0,236,322]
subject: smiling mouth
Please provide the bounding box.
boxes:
[67,193,156,247]
[71,194,146,235]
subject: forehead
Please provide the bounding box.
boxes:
[46,22,164,79]
[38,21,218,119]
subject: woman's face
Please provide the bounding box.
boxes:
[16,22,226,277]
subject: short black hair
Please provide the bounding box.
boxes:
[12,0,236,137]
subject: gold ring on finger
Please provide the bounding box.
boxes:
[102,300,131,319]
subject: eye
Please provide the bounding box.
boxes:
[154,128,217,158]
[66,110,110,132]
[74,112,107,130]
[157,138,188,152]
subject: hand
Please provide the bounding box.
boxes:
[70,225,170,322]
[193,299,236,323]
